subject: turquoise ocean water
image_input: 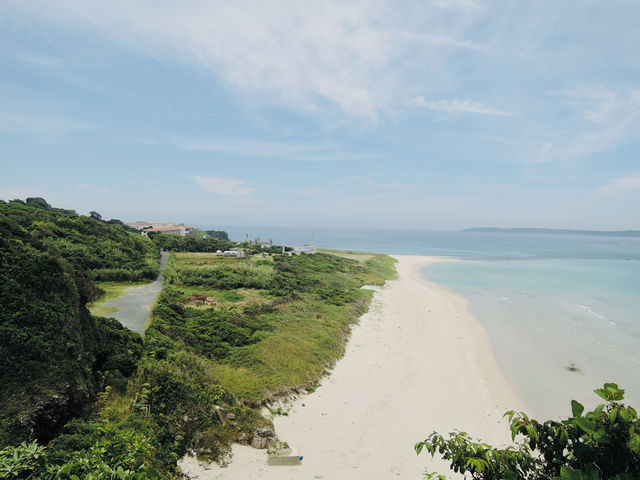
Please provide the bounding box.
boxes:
[212,226,640,418]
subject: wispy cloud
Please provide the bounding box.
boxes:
[179,137,375,162]
[190,176,255,197]
[532,88,640,162]
[414,96,512,116]
[596,175,640,196]
[0,110,91,139]
[433,0,481,12]
[0,81,92,140]
[181,138,307,157]
[76,183,109,193]
[7,1,487,121]
[22,53,65,68]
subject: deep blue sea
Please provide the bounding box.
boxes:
[209,225,640,418]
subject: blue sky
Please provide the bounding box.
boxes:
[1,0,639,230]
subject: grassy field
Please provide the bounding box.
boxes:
[173,252,246,266]
[317,248,375,261]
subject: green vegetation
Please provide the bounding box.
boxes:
[147,232,234,253]
[148,231,285,256]
[147,250,395,405]
[416,383,640,480]
[0,198,159,282]
[205,229,229,241]
[0,199,150,447]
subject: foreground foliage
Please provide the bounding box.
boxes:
[416,383,640,480]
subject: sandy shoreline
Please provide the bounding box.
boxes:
[180,255,525,479]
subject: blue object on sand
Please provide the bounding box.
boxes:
[299,456,303,461]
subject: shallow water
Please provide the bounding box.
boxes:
[424,258,640,418]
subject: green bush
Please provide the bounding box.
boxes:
[169,264,274,289]
[416,383,640,480]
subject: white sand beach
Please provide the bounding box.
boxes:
[180,255,525,479]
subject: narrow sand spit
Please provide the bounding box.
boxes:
[180,255,525,479]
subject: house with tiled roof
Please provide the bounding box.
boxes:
[127,221,197,237]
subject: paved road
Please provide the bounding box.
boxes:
[102,251,168,336]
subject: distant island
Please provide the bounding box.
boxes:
[462,227,640,238]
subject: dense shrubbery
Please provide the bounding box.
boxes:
[146,287,272,361]
[0,402,160,479]
[166,263,275,289]
[0,199,149,446]
[417,383,640,480]
[269,252,380,304]
[0,198,159,281]
[205,230,229,241]
[148,232,234,253]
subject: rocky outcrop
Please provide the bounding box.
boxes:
[249,426,276,449]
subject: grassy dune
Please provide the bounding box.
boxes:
[150,250,395,404]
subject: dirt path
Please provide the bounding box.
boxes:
[100,251,168,336]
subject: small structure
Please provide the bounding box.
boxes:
[223,249,246,258]
[268,455,303,466]
[125,221,153,230]
[216,250,223,256]
[125,221,197,236]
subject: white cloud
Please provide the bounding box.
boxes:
[190,176,255,197]
[414,96,512,116]
[6,1,487,121]
[596,175,640,196]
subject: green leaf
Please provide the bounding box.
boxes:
[611,474,636,480]
[558,466,583,479]
[571,400,584,417]
[574,417,596,435]
[503,470,517,480]
[584,465,600,480]
[629,427,640,454]
[619,408,630,422]
[594,382,624,401]
[609,407,618,422]
[559,428,569,446]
